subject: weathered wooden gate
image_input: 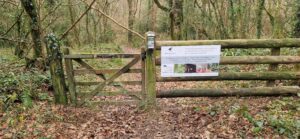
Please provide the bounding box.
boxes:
[63,48,144,105]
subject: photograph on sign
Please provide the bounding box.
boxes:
[161,45,221,77]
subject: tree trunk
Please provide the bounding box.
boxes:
[294,0,300,38]
[256,0,265,39]
[228,0,236,38]
[153,0,183,40]
[170,0,183,40]
[85,5,91,44]
[127,0,134,46]
[67,0,81,46]
[20,0,43,61]
[15,10,25,58]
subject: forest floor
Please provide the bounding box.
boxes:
[0,46,299,138]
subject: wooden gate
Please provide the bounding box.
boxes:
[63,48,144,105]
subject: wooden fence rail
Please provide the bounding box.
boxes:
[157,87,300,98]
[157,72,300,81]
[155,38,300,49]
[156,56,300,65]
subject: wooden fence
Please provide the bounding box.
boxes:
[143,34,300,107]
[47,33,300,106]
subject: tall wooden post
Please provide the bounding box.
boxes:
[141,47,146,100]
[63,47,77,104]
[45,34,68,104]
[145,31,156,108]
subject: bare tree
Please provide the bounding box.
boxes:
[256,0,265,39]
[127,0,135,46]
[154,0,183,40]
[67,0,81,46]
[294,0,300,37]
[20,0,44,67]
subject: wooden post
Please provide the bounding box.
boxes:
[141,47,146,100]
[267,48,280,86]
[145,31,156,108]
[45,34,68,104]
[295,49,300,87]
[63,47,77,104]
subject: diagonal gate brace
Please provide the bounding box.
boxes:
[74,59,106,80]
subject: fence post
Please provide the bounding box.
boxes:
[63,47,77,104]
[295,49,300,88]
[267,48,280,86]
[144,31,156,108]
[45,34,68,104]
[141,47,146,100]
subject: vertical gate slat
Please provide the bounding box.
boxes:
[63,48,77,104]
[141,48,146,100]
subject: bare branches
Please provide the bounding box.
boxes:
[153,0,170,12]
[59,0,97,40]
[0,36,28,44]
[80,0,145,40]
[0,0,18,6]
[40,2,62,23]
[2,10,24,36]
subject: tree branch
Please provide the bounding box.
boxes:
[2,10,24,36]
[85,1,145,40]
[0,0,18,6]
[59,0,96,40]
[153,0,170,12]
[0,36,28,44]
[41,2,62,23]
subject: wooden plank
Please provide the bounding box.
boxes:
[155,56,300,65]
[156,38,300,49]
[75,81,142,86]
[267,48,280,86]
[63,48,77,104]
[157,87,300,98]
[73,68,141,75]
[79,91,141,97]
[64,53,140,59]
[73,59,106,80]
[157,72,300,82]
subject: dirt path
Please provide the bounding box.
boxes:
[2,97,292,138]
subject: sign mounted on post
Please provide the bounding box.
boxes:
[161,45,221,77]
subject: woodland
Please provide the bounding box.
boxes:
[0,0,300,138]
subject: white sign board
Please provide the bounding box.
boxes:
[161,45,221,77]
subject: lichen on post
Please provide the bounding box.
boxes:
[144,31,157,109]
[45,33,68,104]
